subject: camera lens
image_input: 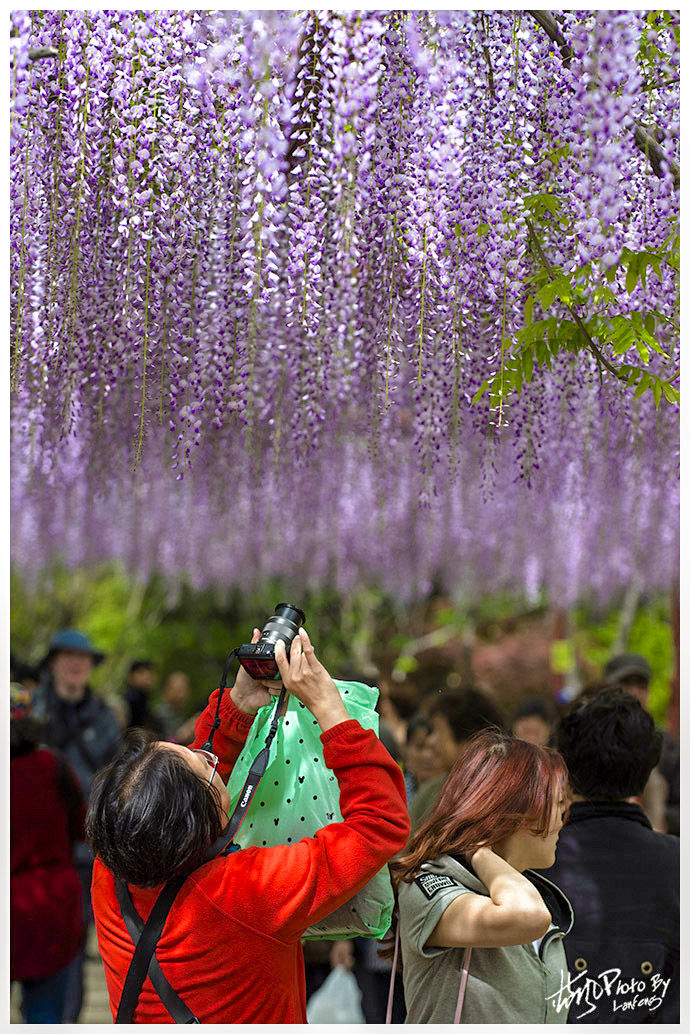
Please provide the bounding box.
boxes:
[258,603,306,656]
[236,603,306,680]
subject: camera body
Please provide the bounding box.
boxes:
[237,603,306,680]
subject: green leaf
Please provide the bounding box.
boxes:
[538,277,571,310]
[522,347,534,382]
[524,294,535,327]
[633,373,651,400]
[625,253,639,294]
[471,379,492,404]
[592,284,618,307]
[661,382,680,404]
[644,312,656,336]
[517,317,552,345]
[636,341,651,364]
[545,317,560,347]
[535,340,549,366]
[538,281,559,309]
[476,223,490,238]
[639,331,668,357]
[652,379,662,408]
[610,317,635,355]
[523,193,565,223]
[629,312,669,356]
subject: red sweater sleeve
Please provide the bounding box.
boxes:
[206,719,410,942]
[189,689,255,783]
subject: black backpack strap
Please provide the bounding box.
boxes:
[115,880,200,1024]
[115,873,189,1023]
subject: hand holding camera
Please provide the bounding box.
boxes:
[275,629,349,733]
[231,628,285,716]
[228,604,348,731]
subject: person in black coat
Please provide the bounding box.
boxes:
[123,659,164,734]
[539,688,678,1023]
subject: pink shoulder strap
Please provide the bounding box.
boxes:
[385,923,472,1024]
[454,946,472,1023]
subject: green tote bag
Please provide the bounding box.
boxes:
[225,680,395,940]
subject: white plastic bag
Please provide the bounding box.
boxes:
[306,966,365,1024]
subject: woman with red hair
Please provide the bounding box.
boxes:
[393,728,573,1023]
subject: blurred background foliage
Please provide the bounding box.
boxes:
[10,561,673,726]
[571,597,673,723]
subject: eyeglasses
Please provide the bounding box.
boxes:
[191,748,219,787]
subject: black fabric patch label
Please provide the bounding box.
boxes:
[415,872,458,899]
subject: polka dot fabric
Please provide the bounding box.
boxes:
[225,680,395,939]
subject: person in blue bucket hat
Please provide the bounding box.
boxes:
[40,627,107,670]
[33,629,121,1022]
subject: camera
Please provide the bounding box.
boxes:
[236,603,306,680]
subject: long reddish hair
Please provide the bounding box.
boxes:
[391,727,568,889]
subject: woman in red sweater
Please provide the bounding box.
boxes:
[88,628,410,1023]
[10,684,87,1022]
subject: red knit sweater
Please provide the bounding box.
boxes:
[91,690,409,1023]
[10,747,86,981]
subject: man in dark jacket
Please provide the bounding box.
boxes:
[123,659,164,734]
[32,628,122,1023]
[603,652,680,835]
[540,688,678,1023]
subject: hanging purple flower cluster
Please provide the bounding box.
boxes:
[10,10,679,603]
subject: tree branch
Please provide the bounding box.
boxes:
[480,13,496,98]
[526,10,572,66]
[526,9,680,189]
[28,47,58,61]
[632,124,680,188]
[524,216,627,381]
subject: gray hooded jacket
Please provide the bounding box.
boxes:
[398,853,574,1023]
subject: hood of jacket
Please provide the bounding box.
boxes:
[419,853,574,938]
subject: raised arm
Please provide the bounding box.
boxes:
[223,719,410,942]
[426,846,551,949]
[212,628,410,940]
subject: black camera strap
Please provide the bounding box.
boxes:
[200,648,238,753]
[114,685,286,1024]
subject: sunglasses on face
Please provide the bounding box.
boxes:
[191,748,219,787]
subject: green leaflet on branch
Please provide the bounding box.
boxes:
[482,211,681,411]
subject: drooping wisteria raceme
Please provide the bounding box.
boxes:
[10,10,680,604]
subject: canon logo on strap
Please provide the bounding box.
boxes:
[240,785,254,808]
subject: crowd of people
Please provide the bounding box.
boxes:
[10,630,199,1022]
[10,623,679,1024]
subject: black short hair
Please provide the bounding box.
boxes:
[406,712,433,744]
[10,716,46,758]
[428,687,505,744]
[128,659,156,675]
[513,696,554,723]
[86,729,224,887]
[554,688,662,801]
